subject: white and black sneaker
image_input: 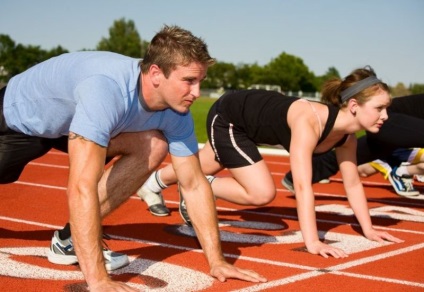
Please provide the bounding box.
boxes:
[137,185,170,216]
[281,176,295,193]
[178,183,192,226]
[388,167,420,197]
[177,176,216,226]
[47,231,129,271]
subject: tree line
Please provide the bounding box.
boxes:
[1,18,423,96]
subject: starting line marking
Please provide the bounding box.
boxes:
[232,242,424,291]
[0,215,423,290]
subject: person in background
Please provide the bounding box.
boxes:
[0,25,266,291]
[138,66,403,258]
[357,148,424,196]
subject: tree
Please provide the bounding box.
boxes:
[235,63,256,89]
[315,66,341,91]
[203,61,238,89]
[391,82,410,97]
[260,52,317,92]
[0,34,15,83]
[97,18,148,58]
[409,83,424,95]
[0,34,68,82]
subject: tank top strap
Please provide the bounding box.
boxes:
[300,99,322,138]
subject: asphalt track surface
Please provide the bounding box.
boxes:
[0,149,423,291]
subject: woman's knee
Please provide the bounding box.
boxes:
[246,188,276,206]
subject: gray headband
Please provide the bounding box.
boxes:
[340,76,381,102]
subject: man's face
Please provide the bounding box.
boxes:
[160,62,208,113]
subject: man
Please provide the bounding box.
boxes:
[0,25,266,291]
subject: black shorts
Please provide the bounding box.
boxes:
[206,99,262,169]
[0,86,68,183]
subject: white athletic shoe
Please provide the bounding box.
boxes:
[47,231,129,271]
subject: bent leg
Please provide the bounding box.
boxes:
[199,140,225,175]
[213,160,275,205]
[98,130,168,218]
[0,132,52,183]
[159,140,224,186]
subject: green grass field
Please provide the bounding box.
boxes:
[190,97,216,143]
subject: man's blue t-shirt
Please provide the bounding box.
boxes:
[3,51,198,156]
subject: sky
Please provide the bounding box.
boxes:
[1,0,423,86]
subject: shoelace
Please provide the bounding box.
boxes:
[401,177,416,192]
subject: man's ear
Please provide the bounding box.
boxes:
[149,64,163,86]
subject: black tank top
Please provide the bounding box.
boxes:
[216,89,346,153]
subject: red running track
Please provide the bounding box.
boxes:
[0,149,423,291]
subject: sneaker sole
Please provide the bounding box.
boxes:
[47,249,78,265]
[150,211,169,217]
[149,210,170,217]
[47,249,130,271]
[105,255,130,271]
[148,204,170,217]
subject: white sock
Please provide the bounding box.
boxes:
[396,166,411,177]
[145,170,167,193]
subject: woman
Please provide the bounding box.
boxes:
[139,66,403,258]
[283,93,424,196]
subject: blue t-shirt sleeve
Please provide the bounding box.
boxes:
[162,111,199,157]
[70,76,125,146]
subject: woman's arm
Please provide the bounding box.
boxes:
[336,135,403,243]
[288,107,348,258]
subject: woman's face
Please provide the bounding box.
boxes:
[356,89,391,133]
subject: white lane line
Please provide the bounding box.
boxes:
[231,243,424,291]
[0,216,62,230]
[6,181,424,235]
[277,188,424,207]
[14,173,422,209]
[1,215,423,290]
[0,215,316,271]
[28,162,69,169]
[14,181,66,191]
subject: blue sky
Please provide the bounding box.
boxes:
[1,0,423,86]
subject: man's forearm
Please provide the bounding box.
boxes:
[68,188,108,287]
[184,184,226,267]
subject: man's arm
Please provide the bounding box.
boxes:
[67,133,118,289]
[171,154,267,283]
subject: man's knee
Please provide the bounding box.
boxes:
[108,130,168,159]
[142,130,168,160]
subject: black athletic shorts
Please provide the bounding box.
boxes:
[206,97,262,169]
